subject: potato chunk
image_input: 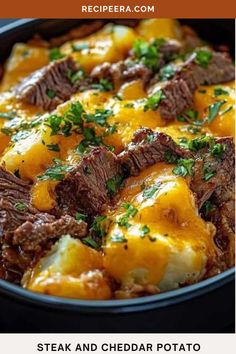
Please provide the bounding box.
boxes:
[23,235,112,300]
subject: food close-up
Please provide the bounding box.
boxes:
[0,18,234,301]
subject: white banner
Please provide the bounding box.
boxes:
[0,333,235,354]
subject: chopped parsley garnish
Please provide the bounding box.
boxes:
[11,130,31,142]
[91,215,107,238]
[71,43,89,52]
[67,69,85,84]
[118,203,138,229]
[75,212,87,221]
[38,159,73,181]
[188,135,215,152]
[91,79,113,92]
[202,163,216,181]
[49,48,65,61]
[133,38,165,71]
[85,109,113,127]
[82,236,99,249]
[0,112,15,120]
[139,225,150,237]
[46,143,60,152]
[14,202,28,212]
[164,150,179,164]
[210,143,226,158]
[106,173,124,196]
[177,109,200,124]
[178,137,189,149]
[173,158,194,177]
[144,90,164,112]
[46,89,56,99]
[198,89,207,94]
[159,64,175,81]
[214,87,229,97]
[203,200,214,215]
[110,233,128,243]
[142,182,162,199]
[220,105,233,116]
[207,100,226,123]
[195,49,213,68]
[124,103,134,108]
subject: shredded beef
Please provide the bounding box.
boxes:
[118,128,192,176]
[190,137,235,270]
[56,146,122,216]
[150,50,235,121]
[91,40,182,86]
[11,214,87,253]
[14,57,80,111]
[0,166,88,282]
[0,167,37,236]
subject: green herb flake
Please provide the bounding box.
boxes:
[14,202,28,212]
[164,150,179,164]
[139,225,150,237]
[144,90,164,112]
[142,182,162,199]
[159,64,175,81]
[207,100,225,123]
[46,143,60,152]
[106,173,124,196]
[82,236,99,249]
[214,87,229,97]
[202,164,216,181]
[203,200,214,215]
[91,79,113,92]
[91,215,107,238]
[49,48,65,61]
[46,89,56,99]
[75,212,87,221]
[173,158,194,177]
[71,43,89,52]
[38,160,73,181]
[195,49,213,68]
[110,233,128,243]
[0,112,15,120]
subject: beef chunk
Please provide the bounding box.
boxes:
[90,40,182,86]
[0,166,88,282]
[190,137,234,209]
[0,167,37,236]
[118,128,192,176]
[56,146,123,216]
[12,214,87,253]
[14,57,80,111]
[151,50,235,121]
[190,137,235,270]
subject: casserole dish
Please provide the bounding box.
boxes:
[0,19,235,333]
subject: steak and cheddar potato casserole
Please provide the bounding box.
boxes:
[0,19,234,300]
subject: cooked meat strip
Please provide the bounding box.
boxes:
[14,57,80,111]
[190,137,235,270]
[118,128,192,176]
[90,39,182,85]
[190,137,234,209]
[0,166,88,282]
[0,166,37,236]
[11,214,87,253]
[150,50,235,121]
[56,146,123,216]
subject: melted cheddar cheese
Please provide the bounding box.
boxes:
[0,19,234,300]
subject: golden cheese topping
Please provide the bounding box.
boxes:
[103,163,216,290]
[0,19,234,300]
